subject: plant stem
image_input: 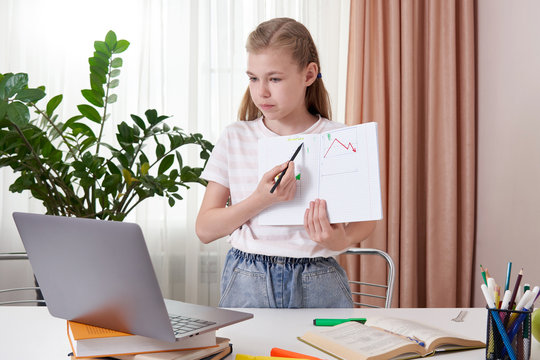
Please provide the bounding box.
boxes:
[10,125,69,216]
[32,104,77,156]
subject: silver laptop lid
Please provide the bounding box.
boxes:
[12,212,252,343]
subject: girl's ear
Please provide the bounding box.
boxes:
[305,62,319,86]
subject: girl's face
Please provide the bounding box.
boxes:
[247,48,316,123]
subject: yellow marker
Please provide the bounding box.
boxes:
[235,355,309,360]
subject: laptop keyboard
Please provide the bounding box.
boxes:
[169,314,216,336]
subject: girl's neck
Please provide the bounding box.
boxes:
[263,112,319,136]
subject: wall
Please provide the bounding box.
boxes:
[475,1,540,306]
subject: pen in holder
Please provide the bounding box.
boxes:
[486,307,532,360]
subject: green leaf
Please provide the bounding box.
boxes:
[4,73,28,99]
[145,109,158,125]
[175,150,183,169]
[109,79,120,88]
[103,173,121,188]
[69,122,96,137]
[46,94,63,117]
[94,51,109,64]
[6,101,30,126]
[80,137,97,152]
[0,101,8,120]
[156,143,165,158]
[171,193,183,200]
[41,141,53,157]
[168,197,175,207]
[111,58,123,68]
[90,65,107,78]
[117,122,133,142]
[132,124,140,136]
[114,40,130,54]
[90,72,107,86]
[110,69,121,78]
[130,114,146,130]
[62,114,84,130]
[15,88,46,103]
[0,73,12,100]
[139,152,149,165]
[107,94,118,103]
[158,154,174,175]
[94,41,110,55]
[106,161,121,175]
[105,31,117,50]
[200,149,210,160]
[81,89,104,107]
[90,77,105,98]
[88,56,108,71]
[116,152,129,169]
[77,104,102,123]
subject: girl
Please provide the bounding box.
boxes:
[196,17,376,308]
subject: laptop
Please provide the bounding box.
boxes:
[12,212,252,343]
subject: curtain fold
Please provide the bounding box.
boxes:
[342,0,476,308]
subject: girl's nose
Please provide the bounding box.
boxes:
[258,81,270,98]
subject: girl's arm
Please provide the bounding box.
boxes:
[196,161,298,244]
[304,199,377,251]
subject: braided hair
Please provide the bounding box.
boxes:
[238,18,331,121]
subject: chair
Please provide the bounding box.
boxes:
[342,248,395,308]
[0,252,46,305]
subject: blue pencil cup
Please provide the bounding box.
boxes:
[486,307,532,360]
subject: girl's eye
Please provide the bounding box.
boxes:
[270,78,281,83]
[248,76,258,82]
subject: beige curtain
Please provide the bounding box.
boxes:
[340,0,476,308]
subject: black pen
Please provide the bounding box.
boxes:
[270,142,303,194]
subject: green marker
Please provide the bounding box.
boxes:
[313,318,366,326]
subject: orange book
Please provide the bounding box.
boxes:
[67,321,217,358]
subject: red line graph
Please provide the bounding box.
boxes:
[323,138,357,158]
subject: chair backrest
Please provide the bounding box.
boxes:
[342,248,395,308]
[0,253,46,306]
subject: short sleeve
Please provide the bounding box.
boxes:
[201,128,230,189]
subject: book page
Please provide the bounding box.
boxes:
[319,122,382,223]
[69,321,131,340]
[366,317,481,351]
[300,322,424,360]
[258,134,319,225]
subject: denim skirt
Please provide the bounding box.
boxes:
[218,248,353,308]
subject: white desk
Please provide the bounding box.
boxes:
[1,306,539,359]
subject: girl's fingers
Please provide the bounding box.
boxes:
[265,162,289,182]
[312,199,324,235]
[317,199,332,232]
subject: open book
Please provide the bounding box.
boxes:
[298,317,485,360]
[258,122,382,225]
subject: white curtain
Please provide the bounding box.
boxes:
[0,0,350,305]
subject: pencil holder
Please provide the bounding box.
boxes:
[486,307,532,360]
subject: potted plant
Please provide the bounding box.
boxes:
[0,31,213,221]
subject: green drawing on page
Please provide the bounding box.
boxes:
[296,173,301,181]
[327,133,331,140]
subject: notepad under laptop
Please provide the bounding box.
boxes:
[13,212,252,343]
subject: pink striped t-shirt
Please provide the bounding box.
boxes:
[201,116,345,258]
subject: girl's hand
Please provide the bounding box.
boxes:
[304,199,349,251]
[254,161,297,208]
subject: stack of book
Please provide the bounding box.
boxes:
[67,321,232,360]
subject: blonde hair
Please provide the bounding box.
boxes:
[238,17,332,121]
